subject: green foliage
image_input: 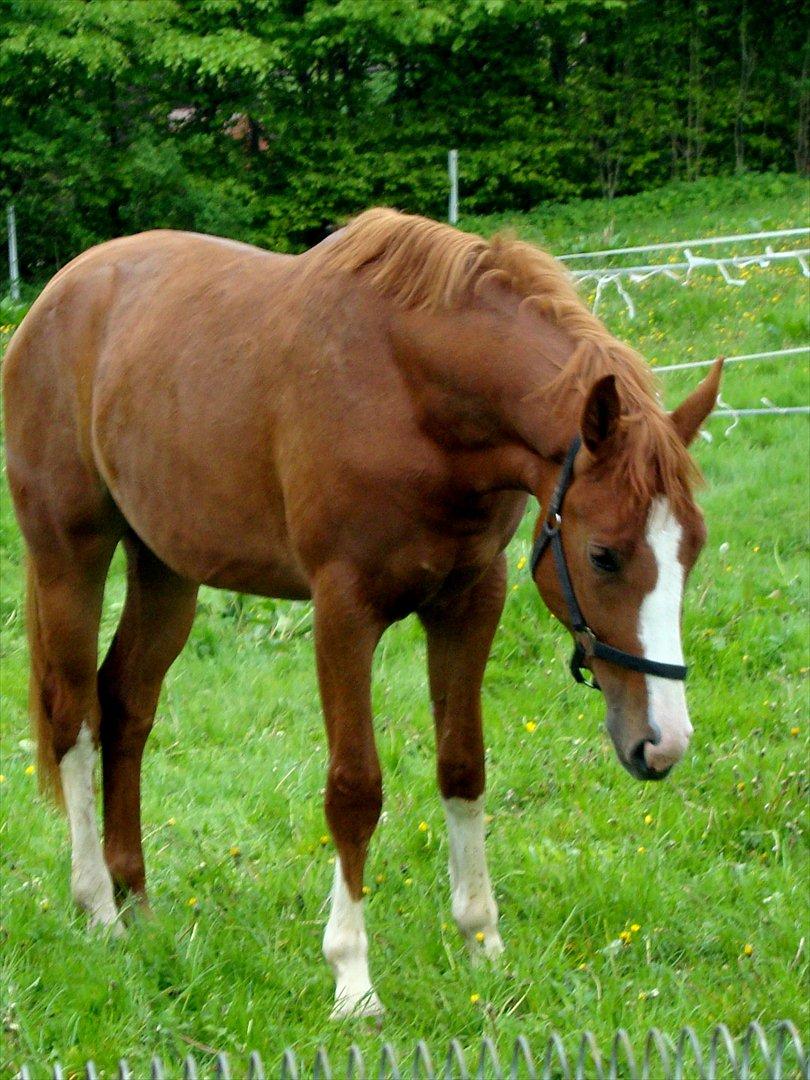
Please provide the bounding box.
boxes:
[462,172,809,254]
[0,178,807,1073]
[0,295,28,330]
[1,0,807,284]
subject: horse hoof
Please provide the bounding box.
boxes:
[330,990,385,1021]
[469,931,504,964]
[88,912,125,938]
[120,895,154,924]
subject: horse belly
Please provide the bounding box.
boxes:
[101,444,311,600]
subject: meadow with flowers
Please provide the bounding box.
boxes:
[0,173,807,1073]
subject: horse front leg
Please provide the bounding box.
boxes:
[420,556,507,960]
[313,564,386,1019]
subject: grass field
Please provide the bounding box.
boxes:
[1,173,808,1076]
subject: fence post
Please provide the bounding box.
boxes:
[7,204,20,301]
[448,149,458,225]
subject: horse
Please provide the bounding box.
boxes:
[2,208,723,1018]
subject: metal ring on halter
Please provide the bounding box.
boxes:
[575,627,597,658]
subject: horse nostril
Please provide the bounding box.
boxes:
[628,739,672,781]
[630,740,649,772]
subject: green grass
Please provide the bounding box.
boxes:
[1,173,808,1076]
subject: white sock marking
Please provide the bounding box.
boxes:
[322,859,383,1018]
[59,723,120,930]
[443,796,503,957]
[639,498,693,771]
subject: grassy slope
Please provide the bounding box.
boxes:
[1,174,808,1076]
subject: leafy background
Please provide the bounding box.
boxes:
[1,0,808,282]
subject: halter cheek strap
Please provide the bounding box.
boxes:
[529,436,688,690]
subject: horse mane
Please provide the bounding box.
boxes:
[314,207,699,513]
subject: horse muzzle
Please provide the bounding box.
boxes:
[608,707,692,782]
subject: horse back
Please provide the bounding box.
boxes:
[3,231,311,592]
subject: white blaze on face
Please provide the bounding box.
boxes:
[638,497,693,772]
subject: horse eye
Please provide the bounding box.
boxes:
[589,546,621,573]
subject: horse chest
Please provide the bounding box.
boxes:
[356,486,526,616]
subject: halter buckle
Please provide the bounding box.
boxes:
[544,511,562,536]
[575,627,597,658]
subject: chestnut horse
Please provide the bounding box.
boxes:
[2,209,722,1018]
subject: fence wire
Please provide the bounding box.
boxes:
[16,1020,808,1079]
[563,237,809,318]
[654,346,809,374]
[557,227,810,262]
[654,346,810,431]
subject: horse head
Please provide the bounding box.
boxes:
[532,358,723,780]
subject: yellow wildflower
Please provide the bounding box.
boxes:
[25,765,35,776]
[516,555,527,571]
[475,931,485,943]
[619,930,632,943]
[644,814,653,825]
[375,873,385,884]
[320,834,330,846]
[743,943,753,957]
[418,821,428,832]
[404,877,413,886]
[362,885,371,895]
[790,726,800,736]
[470,993,481,1004]
[167,817,176,826]
[630,923,641,933]
[187,897,198,907]
[524,720,537,733]
[637,846,646,854]
[229,846,241,858]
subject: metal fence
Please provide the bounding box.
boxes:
[551,226,810,320]
[16,1021,808,1079]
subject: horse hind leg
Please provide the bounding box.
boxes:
[26,542,121,931]
[99,536,198,910]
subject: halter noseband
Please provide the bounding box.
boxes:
[529,436,688,690]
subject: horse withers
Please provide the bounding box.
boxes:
[2,209,722,1017]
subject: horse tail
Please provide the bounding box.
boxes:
[26,560,64,807]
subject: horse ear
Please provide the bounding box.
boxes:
[580,374,621,454]
[670,356,724,446]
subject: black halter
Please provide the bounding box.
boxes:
[529,436,689,690]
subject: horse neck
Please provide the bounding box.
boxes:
[390,293,580,489]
